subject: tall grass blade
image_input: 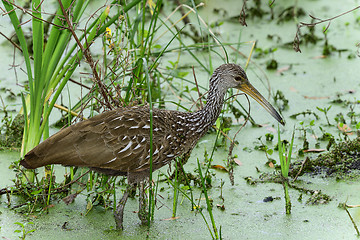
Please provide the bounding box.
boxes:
[143,58,154,225]
[197,159,219,239]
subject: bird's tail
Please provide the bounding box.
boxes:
[20,149,46,169]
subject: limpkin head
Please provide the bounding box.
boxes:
[212,63,285,125]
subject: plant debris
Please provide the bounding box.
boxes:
[290,137,360,179]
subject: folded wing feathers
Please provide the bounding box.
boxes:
[22,106,195,174]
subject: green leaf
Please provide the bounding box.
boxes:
[31,189,43,195]
[14,222,24,227]
[216,118,221,130]
[177,71,189,78]
[316,106,324,112]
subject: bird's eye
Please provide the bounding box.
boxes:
[235,76,243,81]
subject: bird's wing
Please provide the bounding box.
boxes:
[22,106,182,174]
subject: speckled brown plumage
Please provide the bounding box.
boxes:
[20,63,284,229]
[22,105,216,181]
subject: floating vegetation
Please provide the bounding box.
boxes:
[290,137,360,179]
[273,90,289,111]
[0,113,24,149]
[277,6,306,23]
[290,110,320,120]
[244,172,331,205]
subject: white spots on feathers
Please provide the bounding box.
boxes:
[133,143,141,150]
[136,162,147,170]
[108,116,123,123]
[94,122,105,127]
[196,127,205,133]
[118,141,132,154]
[105,157,117,164]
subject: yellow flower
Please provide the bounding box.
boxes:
[105,27,112,44]
[106,27,112,36]
[193,205,201,210]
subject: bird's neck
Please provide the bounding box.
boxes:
[191,83,227,134]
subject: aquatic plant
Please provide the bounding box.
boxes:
[278,125,295,214]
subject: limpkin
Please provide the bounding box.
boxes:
[20,63,284,229]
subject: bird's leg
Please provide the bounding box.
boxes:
[138,181,149,225]
[114,184,135,230]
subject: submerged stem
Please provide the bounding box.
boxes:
[283,180,291,214]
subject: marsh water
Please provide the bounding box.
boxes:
[1,0,360,239]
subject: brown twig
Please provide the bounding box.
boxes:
[0,187,18,195]
[344,206,360,235]
[239,0,247,26]
[227,93,251,186]
[57,0,114,110]
[69,77,91,90]
[192,66,203,109]
[2,0,70,30]
[51,169,91,194]
[292,157,309,182]
[293,6,360,52]
[0,31,24,54]
[11,202,28,209]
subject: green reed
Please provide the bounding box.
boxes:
[278,125,295,214]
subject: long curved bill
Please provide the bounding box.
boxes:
[237,82,285,125]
